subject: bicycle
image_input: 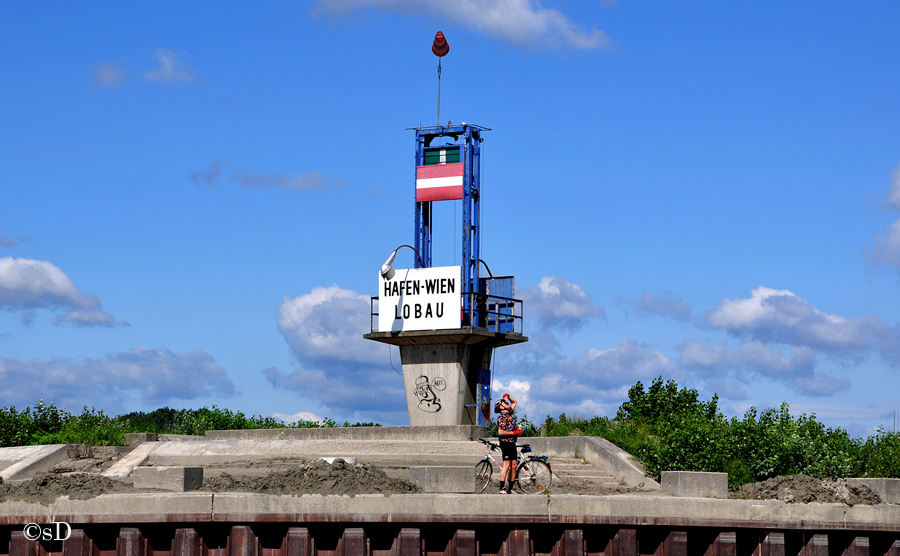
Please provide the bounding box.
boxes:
[475,438,552,494]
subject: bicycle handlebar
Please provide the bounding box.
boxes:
[480,438,532,452]
[479,438,500,450]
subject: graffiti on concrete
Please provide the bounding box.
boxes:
[414,375,447,413]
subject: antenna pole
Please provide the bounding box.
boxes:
[437,58,442,127]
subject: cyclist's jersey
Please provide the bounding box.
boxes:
[498,411,517,433]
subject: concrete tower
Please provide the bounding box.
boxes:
[364,124,527,426]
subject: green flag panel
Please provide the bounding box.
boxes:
[424,147,461,166]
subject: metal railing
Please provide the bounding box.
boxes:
[369,292,523,335]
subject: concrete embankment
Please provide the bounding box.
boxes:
[1,492,899,527]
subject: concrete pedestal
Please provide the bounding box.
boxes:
[399,343,490,426]
[364,328,527,426]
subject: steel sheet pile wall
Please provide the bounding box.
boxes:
[3,522,900,556]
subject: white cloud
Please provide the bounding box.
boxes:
[796,372,852,398]
[679,338,816,378]
[864,219,900,269]
[55,310,126,328]
[190,160,336,191]
[677,338,848,398]
[519,275,606,332]
[272,285,408,423]
[93,62,125,87]
[277,285,382,365]
[889,163,900,211]
[863,163,900,269]
[272,410,328,424]
[490,376,612,420]
[268,276,893,424]
[511,373,625,419]
[314,0,613,51]
[264,365,407,423]
[491,378,530,408]
[232,168,328,190]
[0,257,95,309]
[497,338,675,418]
[705,286,887,356]
[0,348,236,410]
[141,48,196,84]
[566,339,676,385]
[0,235,31,249]
[0,257,121,327]
[635,290,692,321]
[494,277,674,418]
[189,160,223,188]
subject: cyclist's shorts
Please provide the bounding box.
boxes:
[499,438,517,461]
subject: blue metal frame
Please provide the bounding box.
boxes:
[414,124,486,325]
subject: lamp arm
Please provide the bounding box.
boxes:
[478,259,493,278]
[381,245,426,280]
[391,244,425,268]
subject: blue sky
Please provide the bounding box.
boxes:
[2,1,900,436]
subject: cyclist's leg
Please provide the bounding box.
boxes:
[509,441,518,492]
[499,438,517,492]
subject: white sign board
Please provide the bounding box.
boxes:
[378,266,461,332]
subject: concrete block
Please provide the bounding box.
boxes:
[103,441,159,478]
[661,471,728,499]
[0,444,70,481]
[205,425,482,441]
[159,434,205,441]
[409,466,473,493]
[125,433,158,446]
[847,478,900,504]
[132,466,203,492]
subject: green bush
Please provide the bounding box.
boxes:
[616,377,720,425]
[606,379,731,481]
[34,407,125,447]
[543,376,900,488]
[857,427,900,478]
[0,406,35,447]
[0,402,339,448]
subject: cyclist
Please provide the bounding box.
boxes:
[495,393,522,494]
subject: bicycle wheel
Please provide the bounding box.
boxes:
[475,460,492,493]
[516,458,551,494]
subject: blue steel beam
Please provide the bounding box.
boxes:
[413,124,485,323]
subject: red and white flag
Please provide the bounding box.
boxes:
[416,162,463,202]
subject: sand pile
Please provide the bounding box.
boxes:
[202,458,419,496]
[736,475,881,505]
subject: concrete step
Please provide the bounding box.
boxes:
[545,456,621,487]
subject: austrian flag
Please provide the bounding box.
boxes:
[416,163,463,202]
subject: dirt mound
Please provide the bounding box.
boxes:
[51,446,122,473]
[0,473,134,505]
[202,458,420,496]
[736,475,881,505]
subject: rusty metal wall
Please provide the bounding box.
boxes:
[2,522,900,556]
